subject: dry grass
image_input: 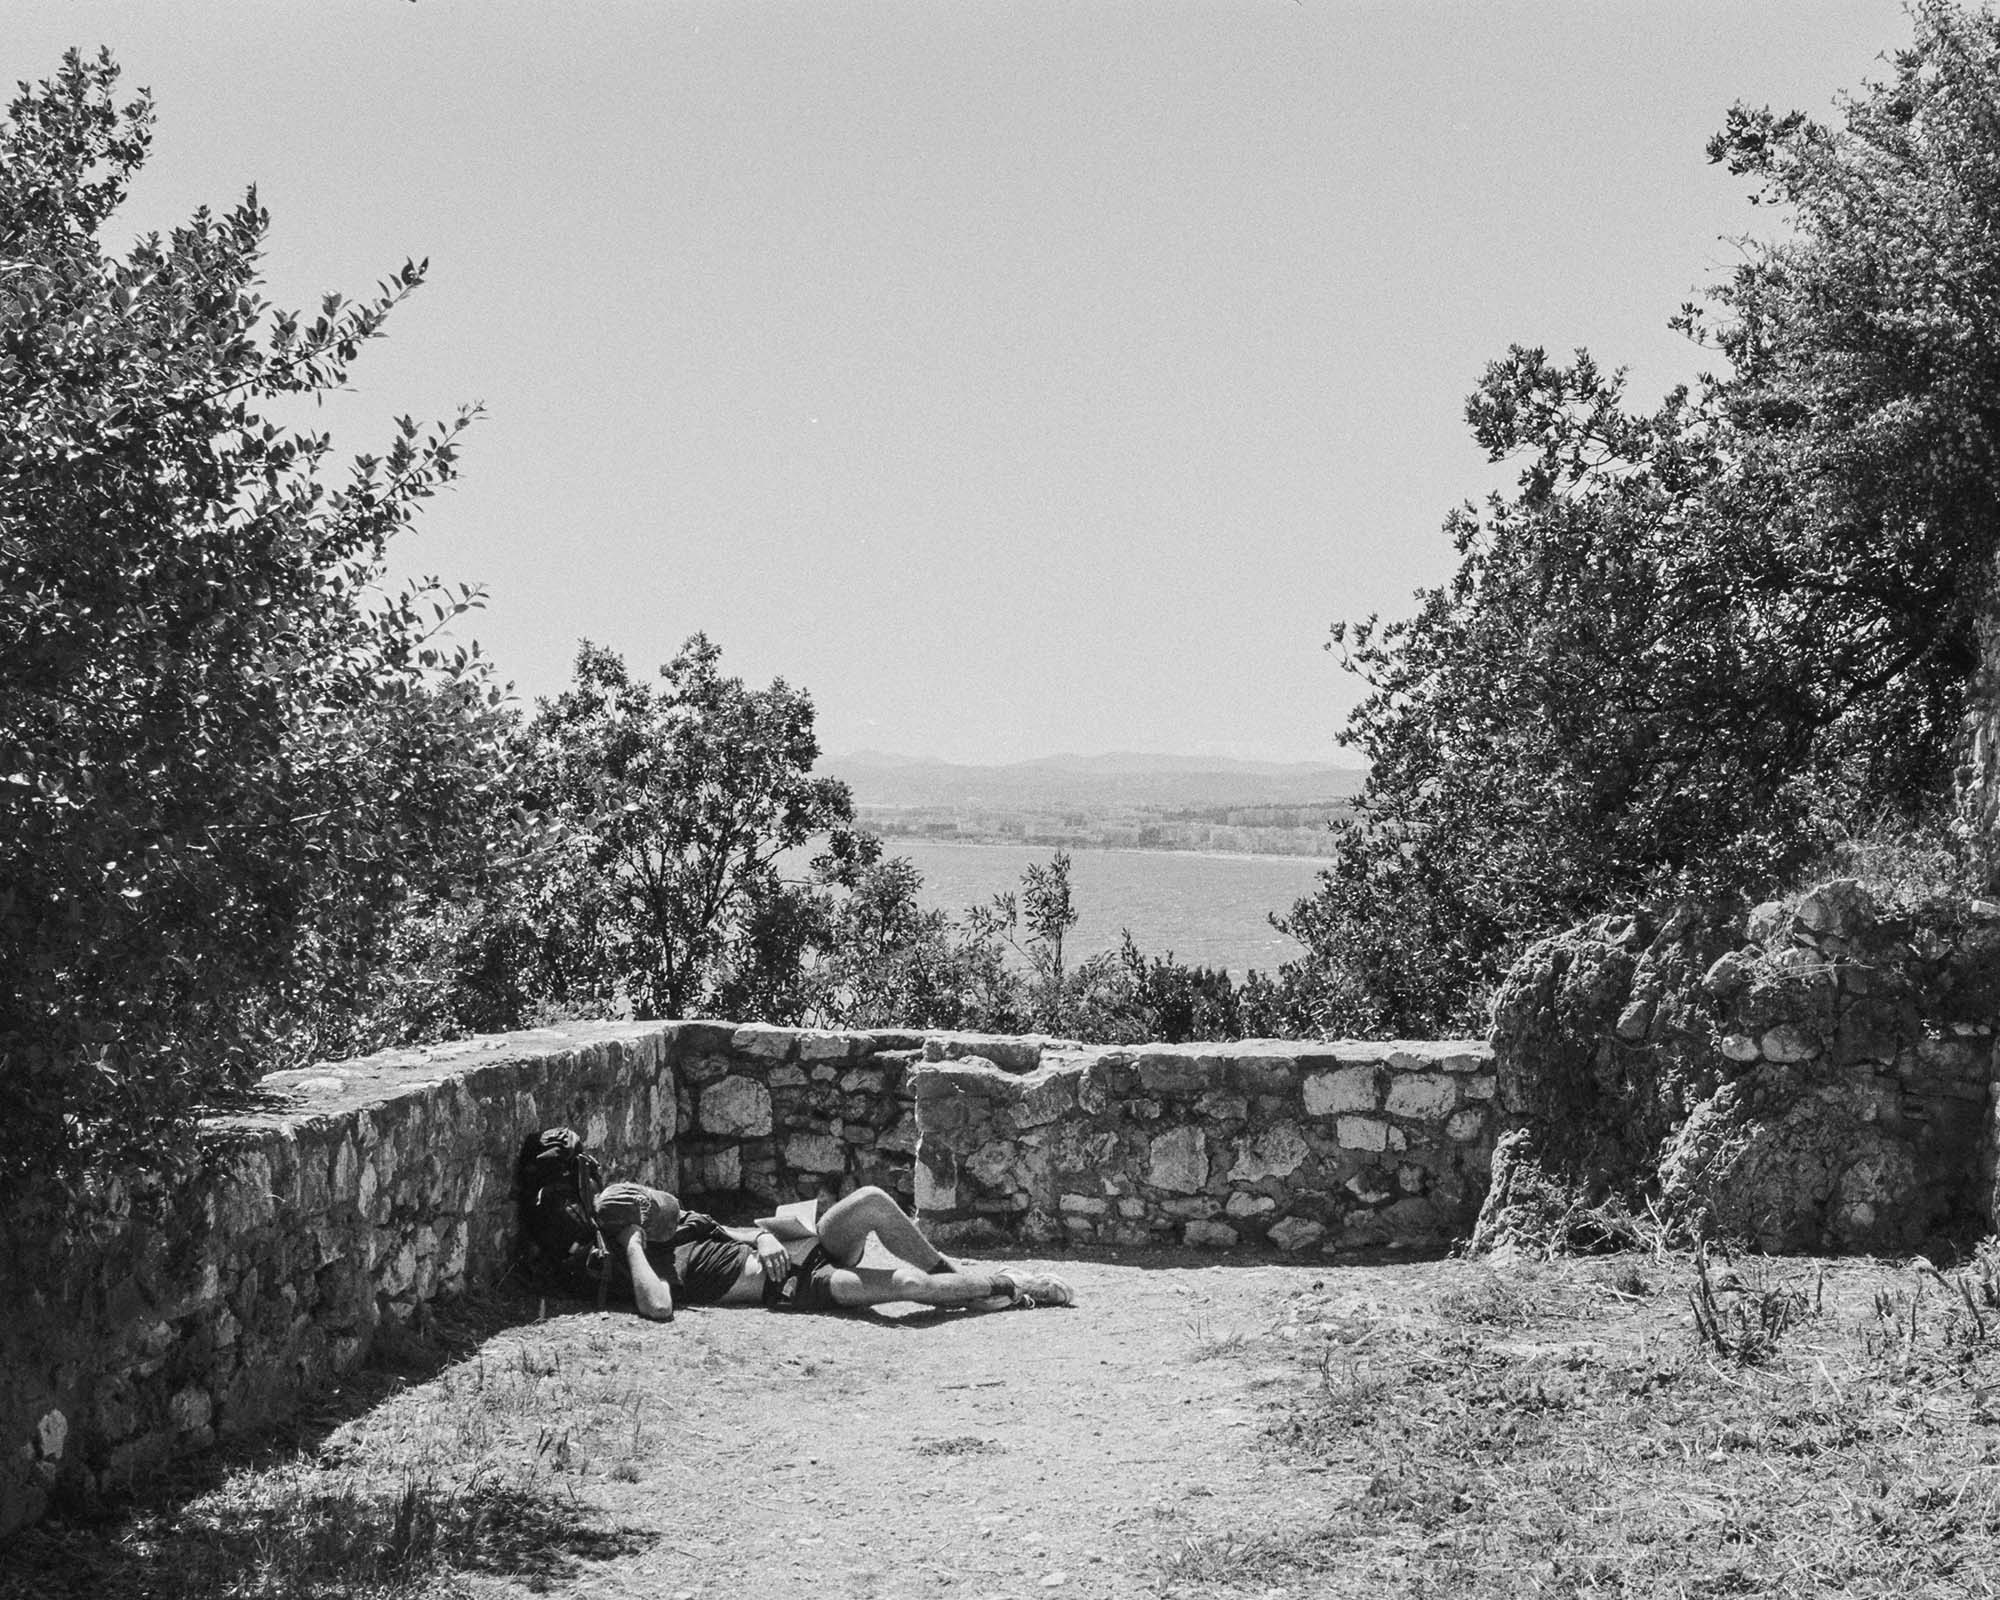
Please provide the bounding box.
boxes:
[1170,1249,2000,1598]
[3,1292,651,1600]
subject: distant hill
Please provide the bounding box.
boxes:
[826,751,1367,812]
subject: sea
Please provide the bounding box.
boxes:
[883,839,1330,979]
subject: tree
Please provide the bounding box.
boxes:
[808,856,1026,1032]
[0,52,514,1186]
[983,849,1083,1033]
[1280,1,2000,1034]
[521,637,863,1020]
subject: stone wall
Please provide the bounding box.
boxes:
[913,1040,1498,1253]
[671,1023,923,1209]
[0,1022,1495,1539]
[0,1024,676,1539]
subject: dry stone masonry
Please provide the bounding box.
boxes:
[913,1039,1495,1252]
[0,1021,1496,1537]
[0,1023,677,1538]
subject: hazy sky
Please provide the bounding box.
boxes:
[11,2,1912,764]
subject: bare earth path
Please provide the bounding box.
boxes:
[473,1248,1395,1600]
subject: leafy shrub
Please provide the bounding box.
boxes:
[0,52,515,1189]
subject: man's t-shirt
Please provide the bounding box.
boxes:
[651,1212,749,1305]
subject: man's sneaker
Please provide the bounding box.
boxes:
[995,1270,1075,1309]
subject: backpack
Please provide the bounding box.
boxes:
[515,1127,612,1301]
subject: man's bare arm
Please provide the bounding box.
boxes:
[619,1227,675,1321]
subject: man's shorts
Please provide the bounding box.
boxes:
[764,1242,844,1314]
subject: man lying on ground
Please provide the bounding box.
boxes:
[592,1180,1074,1322]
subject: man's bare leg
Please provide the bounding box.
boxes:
[823,1264,1016,1311]
[815,1185,951,1271]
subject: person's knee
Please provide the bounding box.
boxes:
[850,1184,896,1213]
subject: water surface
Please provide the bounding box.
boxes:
[886,839,1329,978]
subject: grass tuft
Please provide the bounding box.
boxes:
[7,1294,649,1599]
[1198,1249,2000,1597]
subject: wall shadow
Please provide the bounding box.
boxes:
[1,1286,649,1600]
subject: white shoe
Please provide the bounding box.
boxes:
[995,1270,1075,1309]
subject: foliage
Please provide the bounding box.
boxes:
[516,637,864,1021]
[805,855,1026,1032]
[1280,1,2000,1036]
[0,52,514,1187]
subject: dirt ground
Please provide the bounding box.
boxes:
[469,1246,1391,1600]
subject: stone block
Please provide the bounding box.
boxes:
[1184,1220,1238,1248]
[1227,1123,1309,1182]
[913,1164,957,1213]
[680,1052,737,1084]
[1384,1074,1455,1119]
[701,1076,773,1137]
[1303,1067,1376,1116]
[1147,1127,1209,1193]
[1379,1197,1444,1241]
[1268,1216,1325,1253]
[1335,1116,1389,1153]
[1059,1194,1109,1216]
[966,1142,1021,1190]
[686,1146,741,1193]
[785,1133,847,1174]
[1720,1034,1761,1063]
[731,1025,795,1060]
[797,1031,863,1061]
[1015,1069,1079,1129]
[1345,1169,1394,1205]
[1137,1052,1211,1094]
[1225,1192,1277,1217]
[923,1034,1043,1073]
[1196,1090,1249,1122]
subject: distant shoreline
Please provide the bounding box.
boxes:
[875,835,1336,868]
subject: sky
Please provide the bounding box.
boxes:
[10,1,1915,765]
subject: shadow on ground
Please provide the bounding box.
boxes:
[0,1288,649,1600]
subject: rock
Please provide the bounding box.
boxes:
[730,1024,794,1060]
[784,1133,847,1174]
[1657,1082,1925,1253]
[700,1076,773,1138]
[1227,1124,1308,1182]
[1758,1025,1819,1064]
[1303,1066,1376,1115]
[1335,1116,1388,1153]
[1146,1128,1208,1194]
[1267,1216,1325,1253]
[1384,1074,1455,1119]
[32,1412,65,1462]
[1184,1220,1238,1248]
